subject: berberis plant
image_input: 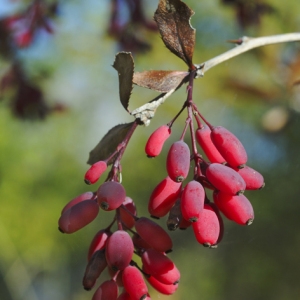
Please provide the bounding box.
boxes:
[58,0,300,299]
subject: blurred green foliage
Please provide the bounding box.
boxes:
[1,0,300,299]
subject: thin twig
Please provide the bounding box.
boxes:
[195,33,300,77]
[130,88,176,125]
[131,32,300,125]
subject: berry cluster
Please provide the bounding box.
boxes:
[58,123,181,299]
[57,1,266,298]
[145,97,264,247]
[0,1,60,120]
[2,0,56,48]
[107,0,157,52]
[58,89,264,299]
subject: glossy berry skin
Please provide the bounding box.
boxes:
[206,202,224,246]
[235,165,265,190]
[213,191,254,225]
[87,229,111,261]
[166,140,190,182]
[147,275,179,295]
[97,181,126,211]
[192,203,220,247]
[148,176,182,218]
[61,191,94,215]
[181,180,205,222]
[82,250,107,290]
[179,217,192,230]
[135,217,173,253]
[206,163,246,195]
[84,161,107,184]
[142,248,180,285]
[122,265,148,300]
[105,230,134,271]
[196,125,226,163]
[145,125,171,157]
[210,126,248,168]
[58,199,99,234]
[119,197,137,229]
[92,279,118,300]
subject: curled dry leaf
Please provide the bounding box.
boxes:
[113,52,134,112]
[154,0,196,69]
[133,70,189,93]
[87,122,135,165]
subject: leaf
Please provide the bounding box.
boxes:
[112,52,134,112]
[133,70,189,93]
[87,122,135,165]
[154,0,196,69]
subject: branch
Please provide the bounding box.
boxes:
[131,88,176,126]
[131,32,300,125]
[195,33,300,77]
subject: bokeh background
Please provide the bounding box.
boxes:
[1,0,300,299]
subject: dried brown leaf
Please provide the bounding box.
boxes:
[87,122,135,165]
[133,70,189,92]
[154,0,196,69]
[113,52,134,112]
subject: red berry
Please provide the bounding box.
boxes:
[105,230,134,271]
[135,217,173,253]
[235,165,265,190]
[82,250,107,290]
[166,140,190,182]
[210,126,247,168]
[192,203,220,247]
[87,229,111,261]
[119,197,137,229]
[147,275,179,295]
[16,31,33,48]
[92,279,118,300]
[142,249,180,285]
[58,199,99,234]
[132,233,152,251]
[206,201,224,246]
[97,181,126,211]
[148,176,182,218]
[179,217,192,230]
[206,163,246,195]
[145,125,171,157]
[196,125,226,163]
[181,180,205,222]
[84,161,107,184]
[61,191,94,215]
[122,265,148,300]
[213,191,254,225]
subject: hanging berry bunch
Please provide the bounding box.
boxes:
[107,0,157,52]
[58,116,181,298]
[0,1,62,120]
[0,62,65,120]
[221,0,275,29]
[2,0,57,49]
[58,0,273,299]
